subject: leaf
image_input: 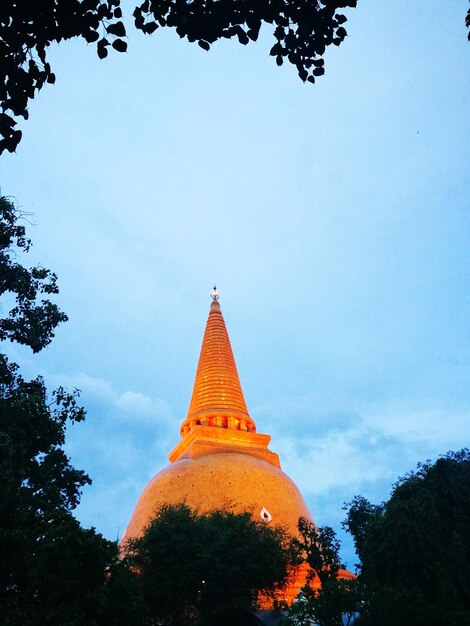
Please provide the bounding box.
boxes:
[112,39,128,53]
[247,28,259,42]
[142,22,158,34]
[237,30,249,45]
[198,40,210,51]
[107,21,126,37]
[84,29,100,43]
[97,38,109,59]
[0,113,16,128]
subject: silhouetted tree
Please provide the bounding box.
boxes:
[343,450,470,626]
[0,195,67,351]
[133,0,357,84]
[125,503,295,626]
[288,519,360,626]
[0,0,127,153]
[0,0,357,154]
[0,196,142,625]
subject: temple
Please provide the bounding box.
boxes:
[122,290,347,605]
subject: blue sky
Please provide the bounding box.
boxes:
[1,0,469,568]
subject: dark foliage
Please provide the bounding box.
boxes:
[0,0,127,153]
[343,450,470,626]
[0,0,358,154]
[9,512,142,626]
[0,193,142,625]
[125,503,295,625]
[1,2,469,155]
[0,195,67,352]
[0,355,88,622]
[342,495,382,564]
[294,518,342,585]
[0,354,143,625]
[134,0,357,82]
[288,519,360,626]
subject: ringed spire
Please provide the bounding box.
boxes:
[179,289,256,437]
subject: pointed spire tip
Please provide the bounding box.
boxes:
[180,290,255,437]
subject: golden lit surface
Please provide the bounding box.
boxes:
[180,299,256,436]
[123,295,352,608]
[122,452,312,542]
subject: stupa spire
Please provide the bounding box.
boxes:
[179,289,256,437]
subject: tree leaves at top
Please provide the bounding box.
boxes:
[134,0,357,83]
[0,0,128,154]
[1,2,469,156]
[0,0,357,155]
[0,195,67,352]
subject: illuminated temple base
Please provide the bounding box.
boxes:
[122,293,354,608]
[168,424,280,466]
[122,429,314,608]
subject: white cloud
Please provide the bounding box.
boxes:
[361,405,470,449]
[275,430,398,497]
[50,370,174,427]
[52,371,115,403]
[116,391,173,425]
[269,399,470,505]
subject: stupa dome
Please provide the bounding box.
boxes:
[123,452,312,541]
[122,288,321,605]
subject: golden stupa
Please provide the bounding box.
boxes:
[122,289,346,605]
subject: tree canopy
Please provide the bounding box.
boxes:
[0,195,67,352]
[124,503,295,625]
[287,519,360,626]
[343,449,470,626]
[0,0,357,154]
[0,195,142,625]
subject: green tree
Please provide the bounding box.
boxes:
[0,196,142,625]
[343,449,470,626]
[288,518,360,626]
[124,503,295,626]
[17,511,142,626]
[0,356,143,625]
[0,0,357,154]
[0,195,68,352]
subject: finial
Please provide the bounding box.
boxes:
[211,285,219,301]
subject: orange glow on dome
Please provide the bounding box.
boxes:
[122,293,353,608]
